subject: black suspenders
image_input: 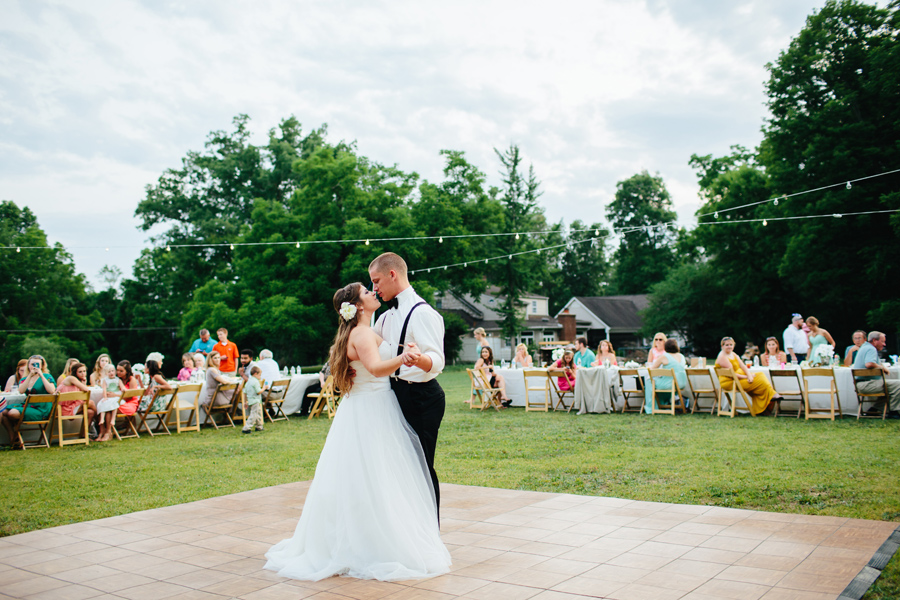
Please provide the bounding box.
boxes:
[395,301,427,377]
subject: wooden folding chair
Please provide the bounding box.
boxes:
[715,368,753,417]
[851,368,889,420]
[523,369,551,411]
[50,390,90,447]
[114,388,144,440]
[263,378,291,422]
[204,382,240,429]
[138,387,178,436]
[473,369,503,411]
[546,369,575,412]
[648,369,685,415]
[308,375,338,419]
[12,394,58,449]
[769,369,806,418]
[167,383,201,433]
[466,369,484,409]
[617,369,645,413]
[686,368,718,414]
[802,368,843,420]
[229,380,248,428]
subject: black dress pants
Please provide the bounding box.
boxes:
[391,378,445,522]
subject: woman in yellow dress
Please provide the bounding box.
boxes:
[716,337,779,415]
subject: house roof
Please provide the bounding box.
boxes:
[568,295,649,330]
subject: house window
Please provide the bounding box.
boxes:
[531,300,537,314]
[435,299,442,309]
[520,331,534,344]
[543,333,555,342]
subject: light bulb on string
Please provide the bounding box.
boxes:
[444,266,447,270]
[439,237,443,243]
[166,245,171,252]
[230,244,234,250]
[714,212,719,219]
[365,239,369,245]
[296,242,300,248]
[833,213,843,218]
[763,219,768,226]
[846,181,852,190]
[463,262,467,267]
[16,247,21,253]
[595,229,599,235]
[773,198,779,206]
[485,258,489,263]
[508,255,512,260]
[515,232,520,240]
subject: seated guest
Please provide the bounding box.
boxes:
[648,333,667,364]
[189,328,216,356]
[552,349,577,393]
[203,351,238,407]
[256,349,282,385]
[474,346,511,406]
[192,353,206,377]
[573,337,595,368]
[140,359,173,412]
[90,354,112,386]
[853,331,900,414]
[114,361,144,424]
[59,358,80,381]
[56,362,98,438]
[4,359,27,392]
[238,349,254,382]
[844,330,866,366]
[513,343,533,368]
[177,353,195,381]
[645,339,688,412]
[2,355,57,446]
[591,340,618,366]
[760,337,787,367]
[716,337,780,416]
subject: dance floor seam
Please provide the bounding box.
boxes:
[0,482,896,600]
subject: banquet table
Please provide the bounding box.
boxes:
[495,368,552,408]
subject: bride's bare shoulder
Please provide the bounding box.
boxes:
[349,326,378,346]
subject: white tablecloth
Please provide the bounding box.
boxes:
[281,374,321,414]
[495,368,551,408]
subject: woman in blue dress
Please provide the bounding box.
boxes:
[644,339,688,413]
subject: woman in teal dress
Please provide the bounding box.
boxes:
[1,355,56,446]
[644,339,688,413]
[806,316,836,364]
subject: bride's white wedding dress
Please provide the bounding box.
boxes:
[264,341,451,582]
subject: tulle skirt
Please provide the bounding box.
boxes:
[264,387,451,582]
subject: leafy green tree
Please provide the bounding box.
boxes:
[0,201,102,374]
[758,0,900,343]
[544,220,610,314]
[606,170,677,294]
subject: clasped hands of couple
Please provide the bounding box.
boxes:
[400,342,422,368]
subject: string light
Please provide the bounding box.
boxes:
[166,246,171,252]
[697,166,900,218]
[438,237,443,243]
[296,242,300,248]
[16,247,20,253]
[365,239,369,245]
[763,220,767,226]
[714,212,719,219]
[515,233,520,240]
[230,244,234,250]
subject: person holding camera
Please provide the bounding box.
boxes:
[1,355,57,446]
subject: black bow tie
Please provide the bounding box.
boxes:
[385,297,399,310]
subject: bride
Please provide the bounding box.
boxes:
[264,282,451,582]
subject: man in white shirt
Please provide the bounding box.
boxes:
[783,313,809,362]
[370,252,446,521]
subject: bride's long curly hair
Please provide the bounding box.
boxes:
[329,282,364,394]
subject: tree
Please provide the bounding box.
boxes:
[758,0,900,343]
[544,220,610,314]
[0,201,103,374]
[606,171,678,294]
[491,145,546,340]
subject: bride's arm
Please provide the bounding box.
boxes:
[350,328,407,378]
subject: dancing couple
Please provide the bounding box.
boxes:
[264,252,451,581]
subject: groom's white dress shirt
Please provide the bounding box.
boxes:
[374,287,445,383]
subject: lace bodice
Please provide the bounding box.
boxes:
[348,340,392,394]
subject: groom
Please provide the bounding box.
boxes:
[369,252,446,522]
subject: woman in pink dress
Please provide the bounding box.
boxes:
[56,362,97,434]
[553,350,577,391]
[115,361,143,417]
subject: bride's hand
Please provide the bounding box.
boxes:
[401,349,420,367]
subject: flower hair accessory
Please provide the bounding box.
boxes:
[339,302,358,322]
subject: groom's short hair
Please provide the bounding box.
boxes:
[369,252,407,277]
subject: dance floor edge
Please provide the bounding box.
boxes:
[0,482,896,600]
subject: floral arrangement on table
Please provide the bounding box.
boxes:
[809,344,835,367]
[551,348,564,363]
[132,363,150,385]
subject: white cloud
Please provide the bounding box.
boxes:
[0,0,829,284]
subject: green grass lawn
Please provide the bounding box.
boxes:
[2,368,898,597]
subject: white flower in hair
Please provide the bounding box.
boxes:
[339,302,358,322]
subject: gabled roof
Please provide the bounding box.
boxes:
[565,295,649,330]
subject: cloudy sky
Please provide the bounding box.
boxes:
[2,0,834,286]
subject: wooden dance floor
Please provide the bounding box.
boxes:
[0,482,896,600]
